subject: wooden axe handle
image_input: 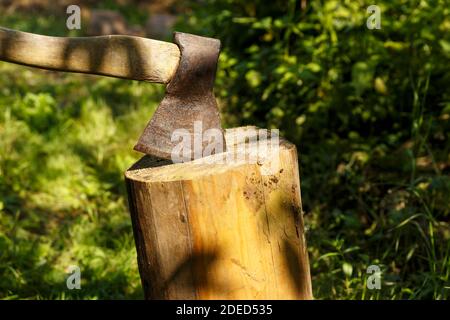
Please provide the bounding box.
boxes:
[0,27,180,83]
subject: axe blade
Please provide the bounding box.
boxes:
[134,32,225,161]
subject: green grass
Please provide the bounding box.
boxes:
[0,48,165,298]
[1,4,449,300]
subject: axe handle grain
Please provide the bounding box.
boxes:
[0,27,180,83]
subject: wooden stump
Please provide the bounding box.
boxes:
[125,127,312,299]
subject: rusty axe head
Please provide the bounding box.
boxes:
[133,32,225,161]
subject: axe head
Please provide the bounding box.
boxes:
[134,32,225,161]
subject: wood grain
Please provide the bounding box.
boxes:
[125,127,313,299]
[0,26,180,83]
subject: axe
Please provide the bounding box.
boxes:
[0,27,225,160]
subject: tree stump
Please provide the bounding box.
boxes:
[125,127,312,299]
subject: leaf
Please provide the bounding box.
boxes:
[232,17,257,24]
[342,262,353,277]
[439,40,450,54]
[383,41,407,51]
[296,115,306,126]
[306,62,321,73]
[374,77,388,95]
[395,213,427,229]
[318,252,340,261]
[352,62,374,96]
[245,70,262,88]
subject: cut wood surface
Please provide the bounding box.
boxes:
[125,127,313,299]
[0,26,180,83]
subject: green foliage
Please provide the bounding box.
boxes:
[180,0,450,299]
[93,0,148,26]
[0,1,449,300]
[0,50,163,298]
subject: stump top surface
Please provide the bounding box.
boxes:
[125,127,295,183]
